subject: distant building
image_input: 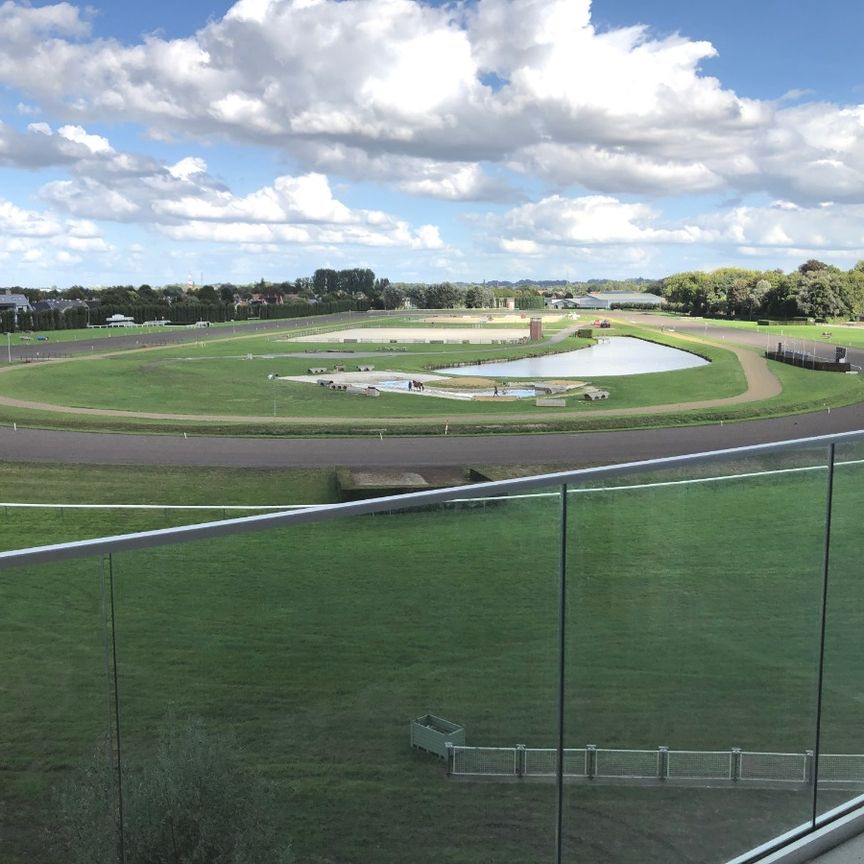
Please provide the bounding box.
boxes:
[574,292,665,309]
[105,313,136,327]
[0,291,33,315]
[32,299,88,314]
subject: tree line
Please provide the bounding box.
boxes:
[659,260,864,321]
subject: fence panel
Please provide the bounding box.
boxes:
[522,748,587,777]
[563,749,588,778]
[819,754,864,784]
[667,750,733,781]
[524,748,556,777]
[740,752,807,783]
[595,749,658,779]
[452,746,518,776]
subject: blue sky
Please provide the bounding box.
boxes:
[1,0,863,287]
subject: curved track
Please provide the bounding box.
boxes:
[0,314,861,467]
[1,403,860,467]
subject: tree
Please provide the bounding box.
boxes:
[381,283,405,310]
[49,716,292,864]
[195,284,219,304]
[464,285,492,308]
[312,268,339,296]
[424,282,461,309]
[799,259,829,274]
[796,269,850,319]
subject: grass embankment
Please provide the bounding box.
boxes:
[2,454,863,862]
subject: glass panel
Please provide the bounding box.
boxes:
[562,445,830,863]
[0,556,117,863]
[112,486,561,863]
[817,437,864,819]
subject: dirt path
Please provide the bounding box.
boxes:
[0,331,780,425]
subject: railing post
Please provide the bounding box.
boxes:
[445,742,454,776]
[516,744,526,778]
[658,746,669,781]
[731,747,742,782]
[586,744,597,779]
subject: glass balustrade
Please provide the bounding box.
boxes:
[0,432,862,864]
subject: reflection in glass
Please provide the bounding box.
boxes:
[562,447,830,863]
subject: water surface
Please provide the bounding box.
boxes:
[447,337,708,378]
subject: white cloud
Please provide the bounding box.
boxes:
[0,194,113,269]
[0,0,794,200]
[483,194,703,249]
[699,203,864,250]
[58,124,113,154]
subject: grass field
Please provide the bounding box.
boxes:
[689,317,864,350]
[2,446,863,863]
[1,314,862,436]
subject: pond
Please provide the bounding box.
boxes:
[446,336,709,378]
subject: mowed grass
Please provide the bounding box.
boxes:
[0,316,861,436]
[2,450,863,862]
[695,317,864,350]
[0,325,743,419]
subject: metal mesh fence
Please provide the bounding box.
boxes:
[740,752,807,783]
[595,749,658,779]
[563,749,588,777]
[523,748,556,777]
[452,746,517,776]
[522,748,587,777]
[819,754,864,784]
[448,746,864,786]
[667,750,733,780]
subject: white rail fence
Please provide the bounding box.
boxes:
[447,745,864,788]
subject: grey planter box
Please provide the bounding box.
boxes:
[410,714,465,759]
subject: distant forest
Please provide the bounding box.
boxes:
[3,259,864,331]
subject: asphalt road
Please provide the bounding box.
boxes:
[1,403,861,468]
[1,310,374,361]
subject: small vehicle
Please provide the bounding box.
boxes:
[36,335,49,341]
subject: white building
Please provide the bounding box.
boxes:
[574,292,664,309]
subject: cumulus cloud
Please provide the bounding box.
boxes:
[13,121,448,250]
[481,194,704,251]
[698,201,864,250]
[1,0,863,275]
[0,0,819,202]
[0,194,113,268]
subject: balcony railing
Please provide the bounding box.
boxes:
[2,430,864,863]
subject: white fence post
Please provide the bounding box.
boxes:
[586,745,597,780]
[658,746,669,781]
[805,750,815,785]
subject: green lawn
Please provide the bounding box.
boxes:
[2,449,863,862]
[0,315,862,435]
[691,317,864,350]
